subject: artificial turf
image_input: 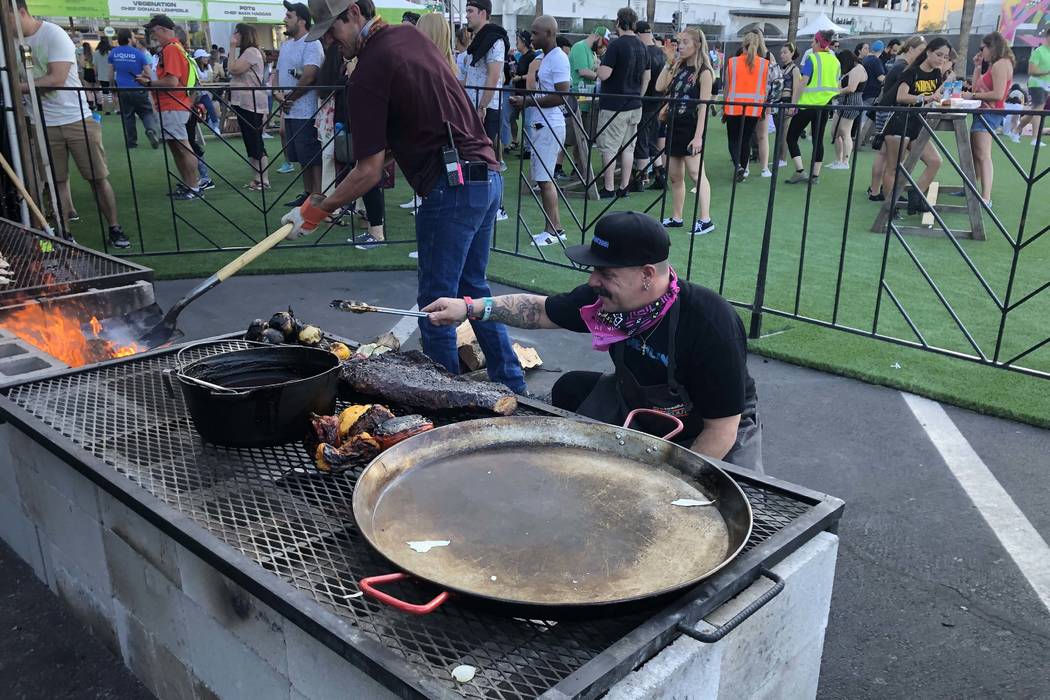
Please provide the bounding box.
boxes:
[65,111,1050,427]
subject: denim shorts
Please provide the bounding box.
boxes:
[284,117,322,166]
[971,112,1005,133]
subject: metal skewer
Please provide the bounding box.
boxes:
[330,300,429,318]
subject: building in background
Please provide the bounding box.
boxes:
[916,0,1002,34]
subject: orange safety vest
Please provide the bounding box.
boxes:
[724,55,769,118]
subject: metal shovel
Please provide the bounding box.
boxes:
[89,224,293,350]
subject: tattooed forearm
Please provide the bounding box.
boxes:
[488,294,553,329]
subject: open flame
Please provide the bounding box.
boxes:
[0,304,145,367]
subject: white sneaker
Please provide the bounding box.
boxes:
[408,250,418,259]
[532,231,558,247]
[1034,140,1046,148]
[744,167,750,177]
[761,168,772,178]
[496,207,509,222]
[692,219,715,236]
[399,195,422,209]
[1009,133,1021,143]
[777,160,787,168]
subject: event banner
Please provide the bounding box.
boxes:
[31,0,285,22]
[999,0,1049,46]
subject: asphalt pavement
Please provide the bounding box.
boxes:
[1,269,1047,699]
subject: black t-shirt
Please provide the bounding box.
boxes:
[642,43,665,105]
[513,49,536,87]
[896,64,942,102]
[599,34,649,111]
[348,25,497,196]
[877,58,910,106]
[545,281,756,443]
[667,65,707,122]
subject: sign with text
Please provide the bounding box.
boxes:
[108,0,205,20]
[206,1,284,22]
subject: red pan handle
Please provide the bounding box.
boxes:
[359,573,450,615]
[623,408,684,441]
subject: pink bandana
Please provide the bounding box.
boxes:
[579,268,681,351]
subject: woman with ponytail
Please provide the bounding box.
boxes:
[723,31,769,181]
[784,29,840,184]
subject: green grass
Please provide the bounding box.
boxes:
[67,112,1050,427]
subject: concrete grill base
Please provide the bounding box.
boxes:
[0,422,837,699]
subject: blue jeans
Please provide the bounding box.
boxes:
[415,171,527,394]
[500,92,513,147]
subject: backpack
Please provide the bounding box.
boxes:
[765,54,785,103]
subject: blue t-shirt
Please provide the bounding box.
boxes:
[108,45,150,89]
[861,54,885,100]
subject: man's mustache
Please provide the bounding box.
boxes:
[591,286,612,299]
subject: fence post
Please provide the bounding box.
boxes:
[748,104,785,340]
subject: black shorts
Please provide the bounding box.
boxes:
[284,117,322,167]
[483,107,501,148]
[634,107,662,160]
[666,118,698,158]
[884,112,925,141]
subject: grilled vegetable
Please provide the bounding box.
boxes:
[298,325,323,347]
[329,342,352,361]
[260,328,285,345]
[336,404,373,440]
[344,404,395,441]
[374,415,434,449]
[269,311,296,339]
[245,318,266,341]
[314,432,381,473]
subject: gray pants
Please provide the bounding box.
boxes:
[117,89,159,147]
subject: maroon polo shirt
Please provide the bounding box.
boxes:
[348,24,497,195]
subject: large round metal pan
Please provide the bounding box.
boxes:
[354,411,753,618]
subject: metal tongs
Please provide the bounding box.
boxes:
[330,299,429,318]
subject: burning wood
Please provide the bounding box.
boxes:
[0,303,144,367]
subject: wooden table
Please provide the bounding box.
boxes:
[871,112,986,240]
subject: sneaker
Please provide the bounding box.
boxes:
[867,188,885,202]
[735,167,746,183]
[408,250,419,259]
[495,207,509,222]
[283,192,309,207]
[744,167,750,178]
[173,187,202,201]
[809,175,820,185]
[198,177,216,191]
[692,219,716,236]
[499,161,508,172]
[353,232,383,250]
[1009,133,1020,144]
[145,128,160,149]
[777,160,787,168]
[1033,140,1046,148]
[68,212,81,222]
[262,132,274,139]
[615,187,631,198]
[399,195,422,209]
[276,162,295,173]
[598,188,617,199]
[167,184,189,197]
[662,217,684,228]
[761,168,772,178]
[108,226,131,249]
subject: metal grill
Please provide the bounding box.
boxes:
[0,218,151,305]
[5,340,823,699]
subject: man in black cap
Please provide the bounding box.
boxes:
[281,0,527,396]
[275,0,324,206]
[423,211,763,470]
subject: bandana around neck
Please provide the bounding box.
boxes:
[578,268,681,351]
[358,16,388,50]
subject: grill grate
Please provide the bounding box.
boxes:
[6,340,816,698]
[0,218,150,305]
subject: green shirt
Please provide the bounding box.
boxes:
[1030,45,1050,90]
[569,39,596,92]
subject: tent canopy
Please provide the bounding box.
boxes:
[796,13,850,36]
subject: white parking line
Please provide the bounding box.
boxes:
[387,305,421,347]
[902,392,1050,613]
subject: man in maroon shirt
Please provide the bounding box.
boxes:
[281,0,525,393]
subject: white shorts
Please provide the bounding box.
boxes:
[159,109,189,142]
[526,121,565,183]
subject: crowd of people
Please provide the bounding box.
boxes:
[16,0,1050,254]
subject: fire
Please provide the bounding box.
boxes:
[0,305,145,367]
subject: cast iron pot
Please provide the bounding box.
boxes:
[165,345,340,448]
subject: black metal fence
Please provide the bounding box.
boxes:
[13,84,1050,380]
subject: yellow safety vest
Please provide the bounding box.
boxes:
[798,51,840,106]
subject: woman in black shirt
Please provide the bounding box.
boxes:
[654,29,715,235]
[880,37,951,214]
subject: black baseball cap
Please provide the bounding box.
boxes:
[564,212,670,268]
[144,14,176,31]
[283,0,313,28]
[466,0,492,15]
[635,20,652,34]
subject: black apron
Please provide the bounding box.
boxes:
[575,301,764,473]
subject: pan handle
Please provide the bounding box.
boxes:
[623,408,684,441]
[359,573,450,615]
[676,568,785,644]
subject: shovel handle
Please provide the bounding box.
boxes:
[359,573,449,615]
[215,224,293,282]
[623,408,684,441]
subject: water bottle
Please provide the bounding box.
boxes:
[92,111,102,123]
[334,121,344,134]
